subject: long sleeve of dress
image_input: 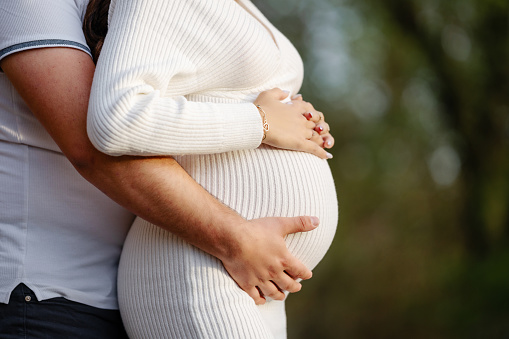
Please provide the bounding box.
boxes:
[87,0,267,156]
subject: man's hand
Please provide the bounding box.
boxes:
[220,216,319,305]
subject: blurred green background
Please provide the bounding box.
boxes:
[255,0,509,337]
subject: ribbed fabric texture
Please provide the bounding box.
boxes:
[88,0,276,156]
[90,0,339,337]
[118,147,338,338]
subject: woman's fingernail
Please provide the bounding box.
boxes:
[282,90,290,94]
[292,94,302,100]
[326,141,332,147]
[306,112,313,120]
[315,126,324,132]
[310,216,320,227]
[326,152,333,159]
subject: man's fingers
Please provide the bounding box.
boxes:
[258,281,285,301]
[274,272,303,293]
[284,260,313,281]
[280,216,320,236]
[245,286,266,305]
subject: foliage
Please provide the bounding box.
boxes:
[255,0,509,337]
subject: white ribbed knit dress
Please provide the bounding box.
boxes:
[87,0,338,338]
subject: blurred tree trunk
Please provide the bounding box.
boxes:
[367,0,509,257]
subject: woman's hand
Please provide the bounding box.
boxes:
[294,95,335,151]
[254,88,334,159]
[219,216,320,305]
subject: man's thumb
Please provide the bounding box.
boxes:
[284,216,320,235]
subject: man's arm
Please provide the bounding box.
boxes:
[1,47,319,304]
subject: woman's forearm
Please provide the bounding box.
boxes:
[88,0,333,160]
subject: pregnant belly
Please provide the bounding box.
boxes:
[175,145,338,270]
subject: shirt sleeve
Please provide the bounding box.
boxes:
[0,0,91,63]
[87,0,264,157]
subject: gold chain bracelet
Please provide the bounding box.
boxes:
[255,105,270,140]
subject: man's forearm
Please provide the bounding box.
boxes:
[76,152,245,260]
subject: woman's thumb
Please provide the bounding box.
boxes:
[265,87,290,101]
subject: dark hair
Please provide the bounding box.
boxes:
[83,0,111,64]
